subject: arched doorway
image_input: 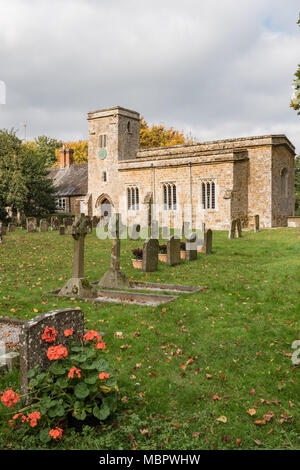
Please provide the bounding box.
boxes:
[95,194,114,220]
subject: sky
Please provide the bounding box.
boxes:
[0,0,299,152]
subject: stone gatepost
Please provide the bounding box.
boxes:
[98,213,130,289]
[58,214,97,297]
[142,238,159,272]
[167,236,181,266]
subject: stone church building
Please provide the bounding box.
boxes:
[53,105,296,230]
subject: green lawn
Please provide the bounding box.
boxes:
[0,227,299,450]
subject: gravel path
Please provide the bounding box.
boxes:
[0,323,21,350]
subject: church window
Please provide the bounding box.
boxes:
[201,181,216,209]
[103,171,107,182]
[163,183,177,210]
[56,197,66,212]
[127,121,132,133]
[99,134,107,148]
[127,186,140,210]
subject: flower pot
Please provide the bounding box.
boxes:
[180,250,186,259]
[132,259,142,269]
[158,253,167,263]
[197,245,204,253]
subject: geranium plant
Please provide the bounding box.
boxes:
[0,328,119,443]
[158,244,167,254]
[180,242,186,251]
[132,248,143,260]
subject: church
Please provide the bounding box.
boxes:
[52,105,295,230]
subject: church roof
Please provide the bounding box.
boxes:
[48,163,88,197]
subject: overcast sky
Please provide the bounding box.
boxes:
[0,0,299,152]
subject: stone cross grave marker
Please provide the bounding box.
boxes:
[19,308,84,397]
[98,213,130,289]
[85,216,92,233]
[142,238,159,272]
[58,214,97,297]
[39,219,49,233]
[167,236,181,266]
[92,216,100,228]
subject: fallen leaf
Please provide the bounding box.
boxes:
[235,438,242,448]
[247,408,256,416]
[216,416,227,423]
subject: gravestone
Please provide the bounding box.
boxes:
[142,238,159,272]
[167,236,181,266]
[8,223,16,232]
[65,225,73,235]
[236,218,242,238]
[228,219,236,239]
[39,219,49,232]
[58,214,97,298]
[129,224,141,240]
[0,224,7,236]
[98,213,130,289]
[26,217,37,232]
[203,229,212,254]
[186,233,197,261]
[51,216,60,231]
[196,225,205,252]
[59,226,65,235]
[254,214,259,233]
[92,216,100,228]
[19,308,84,397]
[63,217,73,229]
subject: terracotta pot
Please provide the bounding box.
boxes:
[132,259,142,269]
[158,253,167,263]
[180,250,186,259]
[197,245,204,253]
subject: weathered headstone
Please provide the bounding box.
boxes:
[19,308,84,397]
[59,226,65,235]
[254,214,259,233]
[63,217,73,228]
[167,236,181,266]
[142,238,159,272]
[203,229,212,254]
[51,216,60,231]
[39,219,49,232]
[236,218,242,238]
[0,224,7,236]
[186,233,198,261]
[92,216,100,228]
[228,219,236,239]
[98,213,130,289]
[58,214,97,297]
[8,223,16,232]
[26,217,37,232]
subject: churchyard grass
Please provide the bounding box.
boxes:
[0,228,299,449]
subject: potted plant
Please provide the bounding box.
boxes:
[158,244,167,263]
[180,241,186,259]
[131,248,143,269]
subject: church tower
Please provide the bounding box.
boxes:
[87,106,140,216]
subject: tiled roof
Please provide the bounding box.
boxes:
[48,163,88,197]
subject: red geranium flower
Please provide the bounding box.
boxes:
[47,344,68,361]
[1,390,20,408]
[41,327,57,343]
[49,427,63,440]
[64,329,74,337]
[27,411,41,427]
[68,366,81,379]
[95,341,106,350]
[83,330,99,341]
[98,372,110,380]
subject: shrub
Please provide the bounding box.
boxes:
[0,328,119,443]
[132,248,143,260]
[180,242,186,251]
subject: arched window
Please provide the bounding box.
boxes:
[163,183,177,210]
[127,186,139,210]
[127,121,131,133]
[281,168,288,197]
[201,181,216,209]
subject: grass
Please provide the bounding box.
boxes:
[0,227,299,450]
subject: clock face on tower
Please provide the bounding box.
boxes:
[98,148,107,160]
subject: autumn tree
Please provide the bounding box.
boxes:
[54,140,88,165]
[139,117,195,149]
[290,15,300,114]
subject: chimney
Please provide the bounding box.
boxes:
[59,148,74,168]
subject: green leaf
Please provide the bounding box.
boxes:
[48,404,65,418]
[84,373,99,385]
[40,428,51,443]
[74,382,90,399]
[56,376,69,388]
[27,366,38,379]
[49,362,66,376]
[93,402,110,421]
[73,409,86,421]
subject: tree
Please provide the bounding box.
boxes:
[54,140,88,165]
[139,117,195,149]
[290,15,300,114]
[0,129,57,220]
[34,135,62,166]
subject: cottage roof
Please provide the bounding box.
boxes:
[48,163,88,197]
